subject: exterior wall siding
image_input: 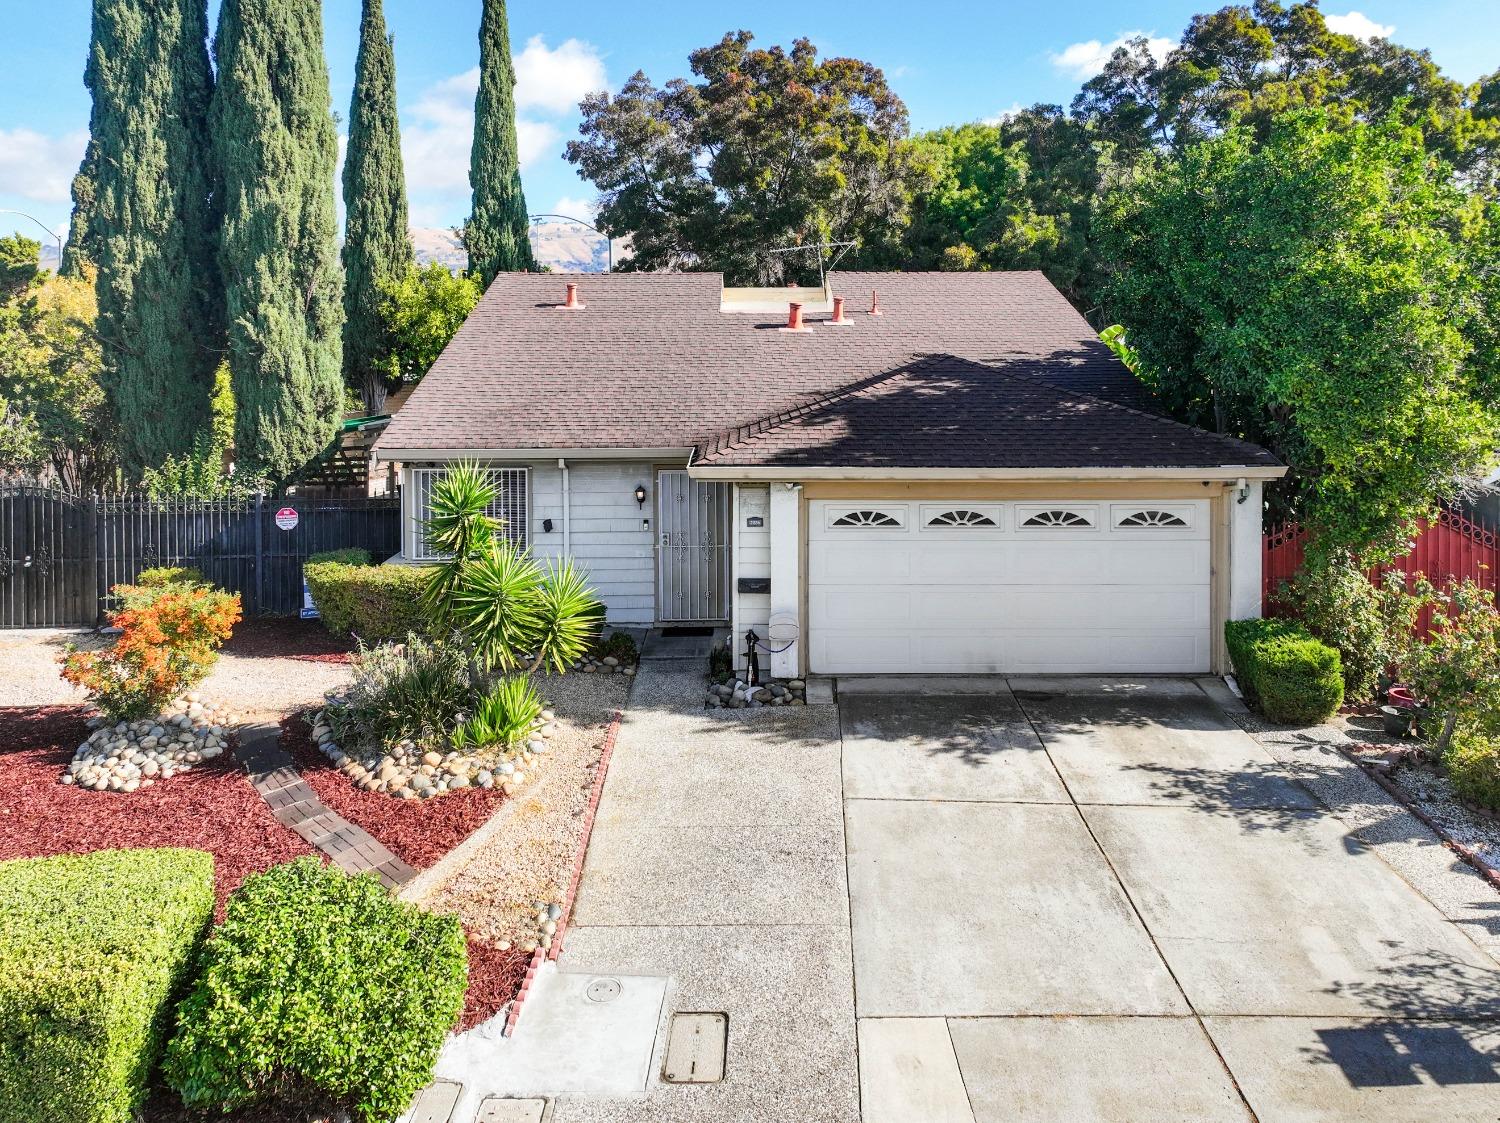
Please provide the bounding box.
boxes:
[400,460,659,626]
[731,484,771,673]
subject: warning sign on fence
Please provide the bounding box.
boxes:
[274,507,299,531]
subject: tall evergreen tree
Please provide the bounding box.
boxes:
[58,137,98,278]
[75,0,223,473]
[465,0,535,285]
[342,0,412,415]
[212,0,343,484]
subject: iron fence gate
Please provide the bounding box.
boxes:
[655,470,731,623]
[0,487,401,628]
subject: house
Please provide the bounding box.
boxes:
[371,272,1285,678]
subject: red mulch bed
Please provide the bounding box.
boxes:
[0,705,312,911]
[462,934,533,1032]
[223,616,353,663]
[282,715,509,870]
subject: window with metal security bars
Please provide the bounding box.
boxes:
[410,466,529,560]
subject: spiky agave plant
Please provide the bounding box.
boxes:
[452,674,543,751]
[448,538,545,671]
[420,461,502,628]
[529,559,604,674]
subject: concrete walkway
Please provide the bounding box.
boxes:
[432,667,1500,1122]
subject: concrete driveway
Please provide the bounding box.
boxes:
[472,665,1500,1123]
[844,676,1500,1122]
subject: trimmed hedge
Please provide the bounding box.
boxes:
[303,559,434,643]
[306,547,371,567]
[0,848,215,1123]
[164,857,467,1123]
[1225,617,1345,724]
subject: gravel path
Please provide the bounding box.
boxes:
[0,630,95,708]
[409,671,630,948]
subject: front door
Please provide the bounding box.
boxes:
[656,470,731,623]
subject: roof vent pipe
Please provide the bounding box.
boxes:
[868,289,883,317]
[779,301,812,334]
[825,295,852,326]
[556,282,585,310]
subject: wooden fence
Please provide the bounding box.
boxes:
[0,486,401,628]
[1263,507,1500,628]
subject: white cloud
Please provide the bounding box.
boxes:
[1050,32,1174,79]
[544,195,598,221]
[982,103,1027,126]
[514,36,607,115]
[1324,11,1394,40]
[0,127,87,210]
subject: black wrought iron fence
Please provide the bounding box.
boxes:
[0,485,401,627]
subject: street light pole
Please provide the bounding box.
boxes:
[0,209,65,268]
[529,213,613,272]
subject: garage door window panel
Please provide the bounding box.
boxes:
[828,507,906,529]
[1017,506,1098,530]
[922,506,1003,530]
[1113,505,1194,530]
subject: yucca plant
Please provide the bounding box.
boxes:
[452,675,543,752]
[449,540,546,671]
[531,559,605,674]
[421,461,503,628]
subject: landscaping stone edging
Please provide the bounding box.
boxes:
[502,705,625,1039]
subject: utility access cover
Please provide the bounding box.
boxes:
[662,1012,728,1084]
[586,977,622,1003]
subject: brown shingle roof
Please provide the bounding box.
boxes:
[373,270,1277,472]
[694,355,1282,470]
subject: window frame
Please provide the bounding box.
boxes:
[409,465,530,561]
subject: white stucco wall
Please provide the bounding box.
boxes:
[1229,480,1264,621]
[401,460,659,626]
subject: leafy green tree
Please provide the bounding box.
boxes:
[1099,108,1499,561]
[0,234,41,302]
[465,0,535,285]
[566,32,917,283]
[342,0,412,415]
[212,0,344,485]
[375,262,481,385]
[81,0,223,476]
[59,137,99,278]
[0,253,119,492]
[141,363,266,498]
[906,108,1103,306]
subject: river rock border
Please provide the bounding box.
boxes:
[61,694,239,792]
[306,707,560,800]
[705,677,807,709]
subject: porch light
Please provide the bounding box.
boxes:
[635,484,647,508]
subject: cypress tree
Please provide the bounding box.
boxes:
[58,137,98,278]
[76,0,223,472]
[212,0,343,484]
[342,0,412,415]
[465,0,536,285]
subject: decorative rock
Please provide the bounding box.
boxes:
[422,751,443,767]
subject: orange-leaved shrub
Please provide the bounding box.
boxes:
[61,584,242,720]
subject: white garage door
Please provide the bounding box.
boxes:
[807,499,1211,674]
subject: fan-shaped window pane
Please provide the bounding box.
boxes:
[832,509,902,528]
[1118,509,1188,528]
[927,509,997,527]
[1021,509,1092,528]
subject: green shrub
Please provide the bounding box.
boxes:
[1403,579,1500,753]
[453,674,543,751]
[164,858,467,1123]
[1444,726,1500,811]
[303,560,434,643]
[135,565,206,588]
[0,848,215,1123]
[306,547,371,567]
[599,630,639,664]
[325,634,475,750]
[1225,617,1345,724]
[708,641,732,684]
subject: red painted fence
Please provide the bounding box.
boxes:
[1263,507,1500,628]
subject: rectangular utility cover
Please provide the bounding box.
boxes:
[400,1080,461,1123]
[475,1098,546,1123]
[662,1012,728,1084]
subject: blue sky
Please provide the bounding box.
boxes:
[1,1,1495,245]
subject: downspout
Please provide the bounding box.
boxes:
[557,458,571,556]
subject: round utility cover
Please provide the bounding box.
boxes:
[585,977,622,1003]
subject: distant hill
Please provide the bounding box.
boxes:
[411,223,615,274]
[38,242,61,274]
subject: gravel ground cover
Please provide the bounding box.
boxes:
[414,671,630,955]
[0,704,311,909]
[1335,709,1500,877]
[0,629,95,707]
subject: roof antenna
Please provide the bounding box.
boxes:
[767,238,857,294]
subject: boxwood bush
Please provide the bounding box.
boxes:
[303,558,434,643]
[164,857,467,1123]
[1225,617,1345,724]
[135,565,206,588]
[0,848,215,1123]
[1445,727,1500,811]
